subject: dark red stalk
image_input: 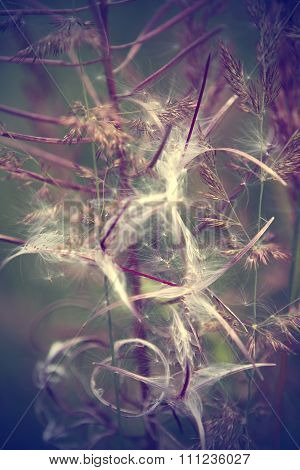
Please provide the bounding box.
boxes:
[177,362,191,400]
[147,125,172,170]
[118,264,177,287]
[183,53,211,154]
[0,104,64,125]
[128,124,171,177]
[100,200,131,251]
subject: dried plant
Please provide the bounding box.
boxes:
[63,102,131,157]
[0,0,299,452]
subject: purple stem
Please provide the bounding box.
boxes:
[0,103,64,124]
[177,362,191,400]
[0,55,103,67]
[100,200,131,251]
[183,53,211,154]
[147,124,172,170]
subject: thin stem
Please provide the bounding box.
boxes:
[247,72,266,420]
[0,164,97,195]
[78,48,102,205]
[0,137,96,178]
[110,0,209,50]
[183,53,211,155]
[100,200,131,251]
[177,362,191,399]
[0,55,103,67]
[104,277,122,435]
[0,1,137,15]
[0,104,64,124]
[146,124,172,170]
[253,115,265,342]
[0,130,92,145]
[0,235,24,245]
[118,29,221,98]
[118,264,177,287]
[113,0,175,74]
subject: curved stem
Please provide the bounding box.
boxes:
[0,137,96,178]
[0,104,64,124]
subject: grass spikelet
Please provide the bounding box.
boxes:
[63,102,130,157]
[219,42,255,114]
[272,131,300,181]
[15,17,101,60]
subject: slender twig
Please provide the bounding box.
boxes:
[110,0,209,50]
[118,30,221,98]
[0,55,103,67]
[183,53,211,154]
[177,362,191,400]
[113,0,175,74]
[118,264,177,287]
[0,137,96,178]
[100,200,131,251]
[0,103,64,125]
[0,234,24,245]
[0,165,98,195]
[147,124,172,170]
